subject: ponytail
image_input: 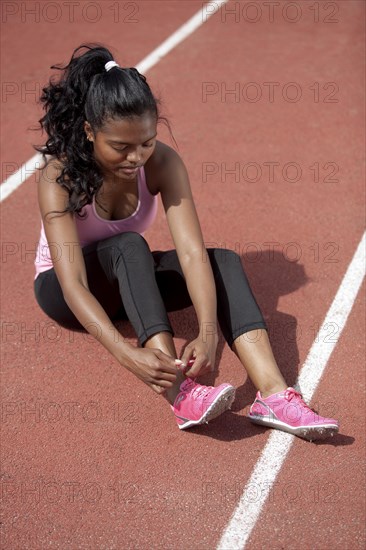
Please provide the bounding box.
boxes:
[34,43,161,215]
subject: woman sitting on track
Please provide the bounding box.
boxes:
[33,44,339,440]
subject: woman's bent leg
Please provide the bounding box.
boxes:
[232,330,287,396]
[207,249,287,395]
[96,232,174,345]
[34,233,175,345]
[152,248,286,394]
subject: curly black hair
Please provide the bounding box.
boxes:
[34,44,162,215]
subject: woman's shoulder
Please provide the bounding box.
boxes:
[36,155,64,188]
[40,155,65,177]
[144,140,184,194]
[37,155,69,205]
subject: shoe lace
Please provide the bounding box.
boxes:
[189,382,212,399]
[284,388,313,414]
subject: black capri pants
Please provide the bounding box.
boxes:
[34,232,266,347]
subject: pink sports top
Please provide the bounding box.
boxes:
[34,166,158,278]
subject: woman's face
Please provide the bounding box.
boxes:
[84,113,157,180]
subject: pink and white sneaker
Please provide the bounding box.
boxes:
[171,378,236,430]
[249,387,339,441]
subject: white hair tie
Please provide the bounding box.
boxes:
[105,61,120,72]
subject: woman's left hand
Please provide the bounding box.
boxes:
[180,332,218,378]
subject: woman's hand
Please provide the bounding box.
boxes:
[180,332,218,378]
[120,346,178,394]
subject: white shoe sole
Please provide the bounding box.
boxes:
[178,386,236,430]
[249,415,339,441]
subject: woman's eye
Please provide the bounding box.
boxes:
[111,141,154,151]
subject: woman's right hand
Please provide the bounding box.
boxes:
[119,346,178,394]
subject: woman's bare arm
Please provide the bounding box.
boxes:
[146,142,218,373]
[38,159,128,358]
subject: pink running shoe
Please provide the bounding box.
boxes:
[171,378,236,430]
[249,387,339,441]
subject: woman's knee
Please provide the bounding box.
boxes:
[207,247,242,269]
[101,232,151,262]
[109,231,149,248]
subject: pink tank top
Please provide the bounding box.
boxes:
[34,167,158,278]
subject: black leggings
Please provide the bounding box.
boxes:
[34,232,266,347]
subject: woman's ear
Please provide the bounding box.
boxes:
[84,121,94,142]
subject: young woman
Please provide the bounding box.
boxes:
[33,44,339,440]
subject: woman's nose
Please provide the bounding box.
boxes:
[126,147,142,164]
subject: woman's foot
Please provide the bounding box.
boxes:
[171,378,236,430]
[248,387,339,441]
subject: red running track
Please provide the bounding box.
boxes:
[1,1,365,548]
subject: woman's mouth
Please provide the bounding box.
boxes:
[117,166,140,174]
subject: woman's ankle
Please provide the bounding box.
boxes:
[164,372,186,405]
[260,383,288,399]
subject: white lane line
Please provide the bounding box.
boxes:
[136,0,229,74]
[0,152,44,203]
[217,230,366,550]
[0,0,229,203]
